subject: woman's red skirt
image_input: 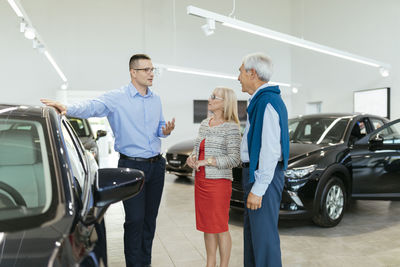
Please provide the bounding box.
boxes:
[195,139,232,233]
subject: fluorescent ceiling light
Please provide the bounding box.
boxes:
[155,63,291,87]
[187,5,391,72]
[44,51,68,82]
[7,0,68,86]
[7,0,23,17]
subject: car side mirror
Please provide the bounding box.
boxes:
[88,168,144,224]
[95,168,144,207]
[96,130,107,141]
[369,134,384,150]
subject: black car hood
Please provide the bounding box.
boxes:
[289,142,331,161]
[167,139,195,155]
[0,224,65,266]
[165,139,335,160]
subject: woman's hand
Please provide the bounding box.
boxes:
[194,160,207,171]
[186,155,197,169]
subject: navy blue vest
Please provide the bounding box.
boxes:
[247,86,289,183]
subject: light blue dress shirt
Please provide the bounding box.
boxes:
[241,83,282,197]
[66,82,167,158]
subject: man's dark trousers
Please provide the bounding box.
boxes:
[242,163,284,267]
[118,157,166,267]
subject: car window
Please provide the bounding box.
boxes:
[290,117,349,144]
[349,119,369,145]
[68,117,91,137]
[370,118,393,137]
[374,121,400,144]
[0,119,52,221]
[318,119,348,144]
[358,121,367,135]
[61,122,87,195]
[370,118,385,130]
[289,120,299,139]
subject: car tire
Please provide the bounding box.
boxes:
[313,176,346,227]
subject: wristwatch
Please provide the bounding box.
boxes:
[207,157,213,166]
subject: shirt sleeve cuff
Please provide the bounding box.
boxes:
[250,180,269,197]
[250,170,271,197]
[65,104,74,116]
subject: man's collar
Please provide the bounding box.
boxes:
[128,82,153,98]
[249,83,269,101]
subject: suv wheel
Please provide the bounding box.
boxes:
[313,176,346,227]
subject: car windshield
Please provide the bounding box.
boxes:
[289,117,350,144]
[68,117,91,137]
[0,118,53,221]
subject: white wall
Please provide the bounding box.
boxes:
[4,1,398,152]
[3,0,291,151]
[290,0,399,119]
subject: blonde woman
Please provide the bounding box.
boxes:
[186,87,241,267]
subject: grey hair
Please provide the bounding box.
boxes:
[242,53,273,82]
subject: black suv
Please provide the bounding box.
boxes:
[232,113,400,227]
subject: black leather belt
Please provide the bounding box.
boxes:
[241,161,282,168]
[241,162,250,168]
[120,153,162,162]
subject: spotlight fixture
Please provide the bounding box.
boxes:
[292,87,299,94]
[379,67,389,77]
[24,27,35,40]
[61,83,68,90]
[6,0,69,86]
[36,44,45,53]
[19,20,26,32]
[32,38,39,48]
[187,5,391,76]
[201,18,215,36]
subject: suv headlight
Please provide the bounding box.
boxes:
[284,164,316,179]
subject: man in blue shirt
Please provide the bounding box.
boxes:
[41,54,175,267]
[238,53,289,267]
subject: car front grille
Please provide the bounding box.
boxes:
[166,153,189,168]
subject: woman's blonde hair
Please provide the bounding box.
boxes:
[214,87,240,125]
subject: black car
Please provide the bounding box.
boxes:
[0,104,144,266]
[68,117,107,163]
[166,113,400,227]
[165,139,195,177]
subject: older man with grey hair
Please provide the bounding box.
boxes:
[238,53,289,267]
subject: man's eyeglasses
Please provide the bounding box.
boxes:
[210,94,224,101]
[133,67,157,73]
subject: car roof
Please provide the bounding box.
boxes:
[290,113,379,120]
[0,103,52,118]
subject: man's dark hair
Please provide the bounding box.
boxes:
[129,54,151,70]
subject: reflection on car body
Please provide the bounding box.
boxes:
[166,113,400,227]
[68,117,107,164]
[0,104,144,266]
[165,139,195,177]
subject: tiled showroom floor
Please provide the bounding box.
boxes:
[104,172,400,267]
